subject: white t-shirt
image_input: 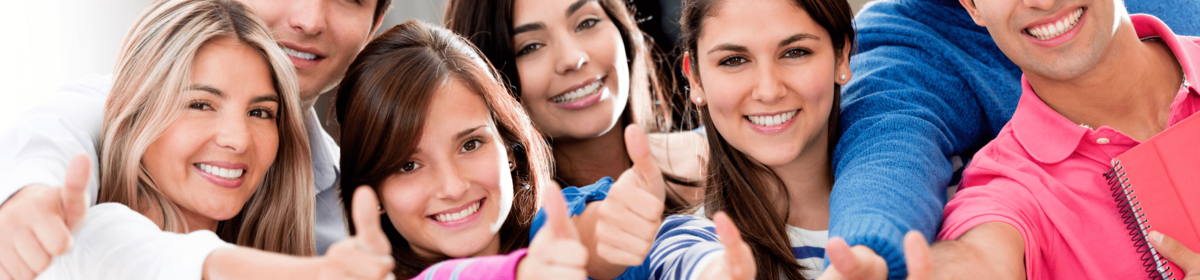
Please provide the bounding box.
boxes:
[0,74,348,254]
[36,203,234,280]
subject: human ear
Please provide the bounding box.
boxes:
[683,55,707,106]
[835,38,854,86]
[959,0,987,26]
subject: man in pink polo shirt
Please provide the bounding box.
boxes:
[817,0,1200,279]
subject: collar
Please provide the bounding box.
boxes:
[1011,15,1200,164]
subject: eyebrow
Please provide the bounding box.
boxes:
[251,95,279,104]
[707,44,748,55]
[188,84,224,97]
[513,22,545,35]
[778,33,820,47]
[566,0,594,17]
[456,125,488,139]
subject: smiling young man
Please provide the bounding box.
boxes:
[0,0,390,277]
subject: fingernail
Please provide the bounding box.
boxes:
[1150,231,1163,244]
[380,256,394,265]
[385,273,396,280]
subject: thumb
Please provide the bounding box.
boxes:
[623,125,664,198]
[903,231,932,280]
[826,237,884,280]
[541,189,579,240]
[714,212,754,279]
[351,186,391,255]
[1150,231,1200,276]
[61,154,91,232]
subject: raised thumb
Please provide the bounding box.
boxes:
[903,231,932,280]
[542,189,578,240]
[714,212,754,279]
[1150,231,1200,275]
[61,154,91,232]
[351,186,391,255]
[623,125,664,197]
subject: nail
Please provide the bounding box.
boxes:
[1150,231,1164,244]
[380,256,394,265]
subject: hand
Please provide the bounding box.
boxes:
[1150,231,1200,280]
[319,186,395,280]
[697,212,756,280]
[0,154,90,280]
[818,231,932,280]
[518,183,587,280]
[594,125,668,265]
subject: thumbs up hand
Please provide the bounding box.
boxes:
[0,154,91,280]
[593,125,668,266]
[698,212,757,280]
[817,231,932,280]
[518,187,587,280]
[319,186,395,280]
[1150,231,1200,280]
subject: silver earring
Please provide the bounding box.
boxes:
[509,161,515,171]
[695,96,704,103]
[840,74,847,81]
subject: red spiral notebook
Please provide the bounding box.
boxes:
[1105,113,1200,280]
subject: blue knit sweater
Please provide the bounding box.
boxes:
[830,0,1200,278]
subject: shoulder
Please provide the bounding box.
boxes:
[646,131,707,181]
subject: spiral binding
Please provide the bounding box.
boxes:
[1105,160,1176,280]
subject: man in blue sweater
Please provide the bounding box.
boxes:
[825,0,1200,278]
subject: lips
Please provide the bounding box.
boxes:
[745,110,798,127]
[429,198,484,223]
[278,43,325,68]
[1026,7,1085,41]
[193,162,247,189]
[551,78,604,104]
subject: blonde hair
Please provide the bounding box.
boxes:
[99,0,315,256]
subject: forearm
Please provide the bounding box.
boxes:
[203,247,321,280]
[929,222,1026,280]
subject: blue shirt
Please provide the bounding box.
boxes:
[832,0,1200,278]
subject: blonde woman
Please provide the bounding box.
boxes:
[35,0,393,279]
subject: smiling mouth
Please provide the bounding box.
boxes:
[430,199,483,223]
[280,45,323,61]
[551,79,604,104]
[195,163,244,180]
[1026,7,1084,41]
[746,110,798,127]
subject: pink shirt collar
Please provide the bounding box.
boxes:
[1011,14,1200,164]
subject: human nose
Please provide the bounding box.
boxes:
[554,38,590,75]
[751,64,786,104]
[213,113,251,154]
[288,0,327,36]
[432,161,470,201]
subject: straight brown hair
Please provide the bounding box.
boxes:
[444,0,699,215]
[334,20,553,278]
[681,0,856,279]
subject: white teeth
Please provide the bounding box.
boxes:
[552,79,603,103]
[196,163,244,180]
[280,46,317,60]
[1027,8,1084,40]
[747,110,798,127]
[432,201,482,222]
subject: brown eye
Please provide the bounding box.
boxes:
[576,18,600,32]
[517,43,543,56]
[719,56,749,67]
[400,162,422,173]
[461,139,482,152]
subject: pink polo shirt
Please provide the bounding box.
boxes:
[938,15,1200,280]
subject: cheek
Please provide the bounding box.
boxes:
[379,179,430,231]
[517,60,554,100]
[143,119,205,185]
[251,120,280,178]
[701,74,750,122]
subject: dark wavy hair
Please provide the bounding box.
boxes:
[681,0,856,279]
[334,20,553,278]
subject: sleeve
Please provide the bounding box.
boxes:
[935,159,1043,279]
[409,249,528,280]
[37,203,235,280]
[528,177,613,241]
[618,215,725,280]
[0,75,111,206]
[827,6,1005,279]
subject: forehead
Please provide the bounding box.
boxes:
[422,77,493,139]
[191,37,276,93]
[698,0,827,51]
[513,0,597,23]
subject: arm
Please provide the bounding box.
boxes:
[926,222,1025,280]
[829,4,1019,278]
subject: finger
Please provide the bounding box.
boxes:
[0,259,13,280]
[60,154,91,232]
[903,231,932,280]
[330,242,394,280]
[623,125,666,198]
[1150,231,1200,274]
[826,238,867,280]
[815,266,848,280]
[548,241,590,268]
[849,245,889,280]
[540,188,578,240]
[714,212,754,279]
[13,230,51,273]
[350,186,391,256]
[30,215,72,256]
[0,244,33,280]
[615,187,665,223]
[595,236,651,265]
[537,266,588,280]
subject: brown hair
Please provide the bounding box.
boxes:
[445,0,699,214]
[100,0,314,256]
[681,0,855,279]
[334,20,554,278]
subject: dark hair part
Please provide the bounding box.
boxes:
[334,20,553,278]
[681,0,855,279]
[444,0,699,214]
